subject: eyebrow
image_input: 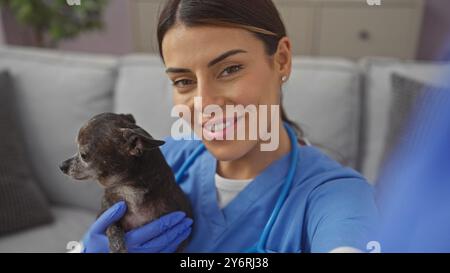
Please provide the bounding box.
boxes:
[165,49,248,74]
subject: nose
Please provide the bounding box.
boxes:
[196,80,226,111]
[59,160,70,173]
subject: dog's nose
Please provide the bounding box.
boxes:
[59,160,70,173]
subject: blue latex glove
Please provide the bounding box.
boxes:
[82,201,193,253]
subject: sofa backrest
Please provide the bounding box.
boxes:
[4,45,424,211]
[0,46,117,211]
[284,57,363,169]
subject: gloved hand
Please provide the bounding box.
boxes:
[82,201,193,253]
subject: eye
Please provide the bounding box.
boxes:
[220,65,243,77]
[173,79,195,88]
[80,152,88,161]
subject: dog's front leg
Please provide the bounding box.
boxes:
[101,197,127,253]
[106,224,127,253]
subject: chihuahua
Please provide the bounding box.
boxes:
[59,113,193,253]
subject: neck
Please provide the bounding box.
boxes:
[217,123,292,180]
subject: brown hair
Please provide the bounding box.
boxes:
[157,0,304,140]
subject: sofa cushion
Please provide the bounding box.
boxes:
[0,206,96,253]
[115,55,363,169]
[0,70,53,236]
[0,46,118,211]
[283,57,362,169]
[360,57,450,183]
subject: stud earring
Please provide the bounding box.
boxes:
[282,76,288,82]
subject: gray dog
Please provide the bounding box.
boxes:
[59,113,192,253]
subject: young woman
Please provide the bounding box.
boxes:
[81,0,378,253]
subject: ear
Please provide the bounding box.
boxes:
[121,128,165,156]
[275,37,292,81]
[121,114,136,124]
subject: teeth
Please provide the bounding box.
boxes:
[215,123,224,131]
[206,124,214,132]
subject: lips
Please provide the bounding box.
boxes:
[203,116,234,132]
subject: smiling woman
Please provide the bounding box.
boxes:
[80,0,379,254]
[151,0,378,253]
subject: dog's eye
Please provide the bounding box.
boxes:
[80,153,88,161]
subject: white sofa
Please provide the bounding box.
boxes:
[0,45,448,252]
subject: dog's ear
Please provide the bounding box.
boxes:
[121,128,165,156]
[121,114,136,124]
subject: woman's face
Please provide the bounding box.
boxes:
[162,24,289,161]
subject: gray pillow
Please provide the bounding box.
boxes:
[0,71,53,236]
[384,73,446,160]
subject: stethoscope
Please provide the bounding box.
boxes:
[175,123,302,253]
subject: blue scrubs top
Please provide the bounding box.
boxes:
[161,137,378,253]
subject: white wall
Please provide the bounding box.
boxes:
[0,1,134,54]
[58,0,134,54]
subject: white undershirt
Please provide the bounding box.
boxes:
[215,173,254,209]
